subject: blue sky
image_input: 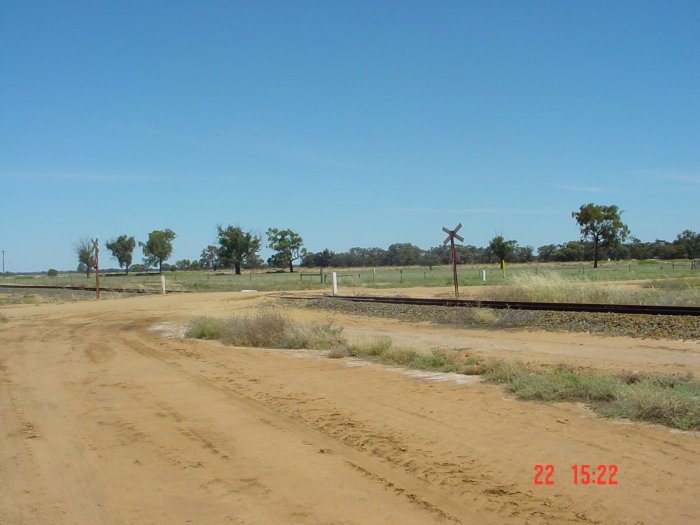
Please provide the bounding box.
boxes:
[1,1,698,272]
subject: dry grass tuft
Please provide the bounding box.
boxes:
[482,272,700,306]
[187,309,346,350]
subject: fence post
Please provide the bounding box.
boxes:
[400,268,403,283]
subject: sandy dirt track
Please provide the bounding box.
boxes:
[1,291,699,524]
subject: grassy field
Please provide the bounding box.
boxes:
[2,259,698,295]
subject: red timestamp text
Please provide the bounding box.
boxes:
[534,464,619,485]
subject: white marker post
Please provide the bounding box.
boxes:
[332,272,338,296]
[161,274,166,295]
[480,269,487,283]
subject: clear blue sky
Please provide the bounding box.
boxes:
[1,1,698,272]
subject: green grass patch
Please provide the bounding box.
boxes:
[348,339,475,373]
[601,378,700,430]
[481,361,699,431]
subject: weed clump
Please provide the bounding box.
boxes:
[186,316,227,340]
[601,376,700,430]
[348,339,477,374]
[481,362,699,431]
[186,310,346,350]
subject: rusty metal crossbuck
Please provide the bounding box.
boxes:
[442,223,463,297]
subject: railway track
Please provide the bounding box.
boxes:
[305,295,700,317]
[0,283,172,294]
[3,284,697,316]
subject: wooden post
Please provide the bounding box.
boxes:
[92,237,100,300]
[450,237,459,297]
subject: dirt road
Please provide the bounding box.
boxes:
[1,292,698,524]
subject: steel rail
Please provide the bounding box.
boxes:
[318,295,700,317]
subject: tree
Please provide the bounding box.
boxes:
[175,259,193,271]
[217,225,261,275]
[302,249,335,268]
[106,235,136,275]
[488,235,517,265]
[537,244,558,262]
[513,245,535,263]
[140,229,176,274]
[626,237,651,260]
[386,243,423,266]
[673,230,700,259]
[199,245,220,271]
[572,204,629,268]
[75,238,95,277]
[266,228,306,272]
[422,247,447,269]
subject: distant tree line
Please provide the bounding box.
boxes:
[300,230,697,269]
[75,204,699,275]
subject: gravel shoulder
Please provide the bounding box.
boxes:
[294,296,700,340]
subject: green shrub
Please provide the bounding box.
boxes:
[47,269,59,277]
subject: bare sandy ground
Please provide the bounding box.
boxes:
[1,291,699,524]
